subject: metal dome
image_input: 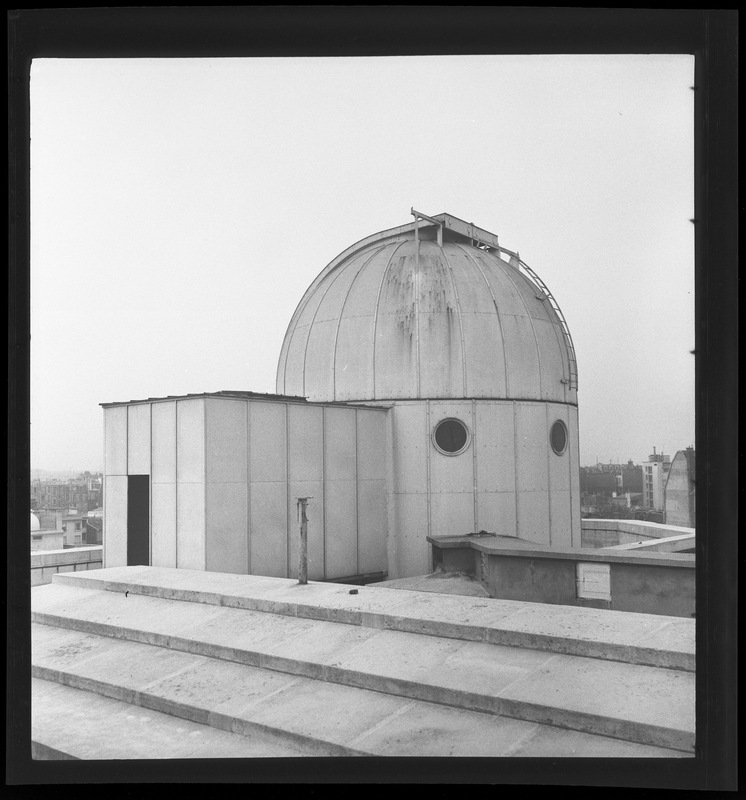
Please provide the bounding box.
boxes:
[31,512,41,532]
[277,211,577,404]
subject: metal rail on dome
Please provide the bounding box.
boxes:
[507,252,578,391]
[411,209,577,390]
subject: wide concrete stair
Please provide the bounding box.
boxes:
[31,567,695,759]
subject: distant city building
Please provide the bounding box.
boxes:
[30,512,63,551]
[641,448,672,511]
[579,461,642,496]
[84,507,104,545]
[664,447,696,528]
[61,512,87,548]
[31,472,103,513]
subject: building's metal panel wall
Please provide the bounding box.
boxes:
[176,482,205,570]
[324,479,357,578]
[357,478,387,574]
[389,403,428,493]
[322,406,358,578]
[205,399,248,484]
[474,402,515,494]
[477,490,517,537]
[568,405,582,547]
[205,398,249,574]
[323,407,356,478]
[151,402,176,484]
[429,401,474,495]
[249,481,288,578]
[205,482,248,574]
[250,402,287,482]
[430,492,475,538]
[151,402,177,568]
[151,482,176,568]
[549,490,572,549]
[176,399,205,484]
[286,404,325,576]
[356,409,387,481]
[287,481,324,580]
[174,398,205,570]
[515,403,550,492]
[517,490,551,545]
[287,405,323,482]
[547,404,572,547]
[391,492,430,578]
[127,403,151,475]
[103,475,128,567]
[104,406,128,476]
[354,407,388,576]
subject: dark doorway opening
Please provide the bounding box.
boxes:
[127,475,150,566]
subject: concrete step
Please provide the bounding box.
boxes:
[32,581,695,752]
[52,567,695,671]
[32,624,688,758]
[32,678,315,759]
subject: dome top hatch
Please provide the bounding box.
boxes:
[277,210,578,404]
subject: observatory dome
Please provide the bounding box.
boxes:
[31,512,41,532]
[277,212,577,404]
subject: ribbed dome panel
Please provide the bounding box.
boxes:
[277,226,576,404]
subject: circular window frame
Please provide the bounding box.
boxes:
[550,419,568,456]
[432,417,471,456]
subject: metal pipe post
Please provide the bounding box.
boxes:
[296,497,312,585]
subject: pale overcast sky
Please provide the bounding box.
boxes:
[30,55,694,472]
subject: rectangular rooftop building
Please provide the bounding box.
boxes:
[101,392,389,583]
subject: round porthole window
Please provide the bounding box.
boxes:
[550,420,568,455]
[433,418,470,455]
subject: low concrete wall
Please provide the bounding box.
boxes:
[579,519,695,549]
[31,546,103,587]
[430,536,695,617]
